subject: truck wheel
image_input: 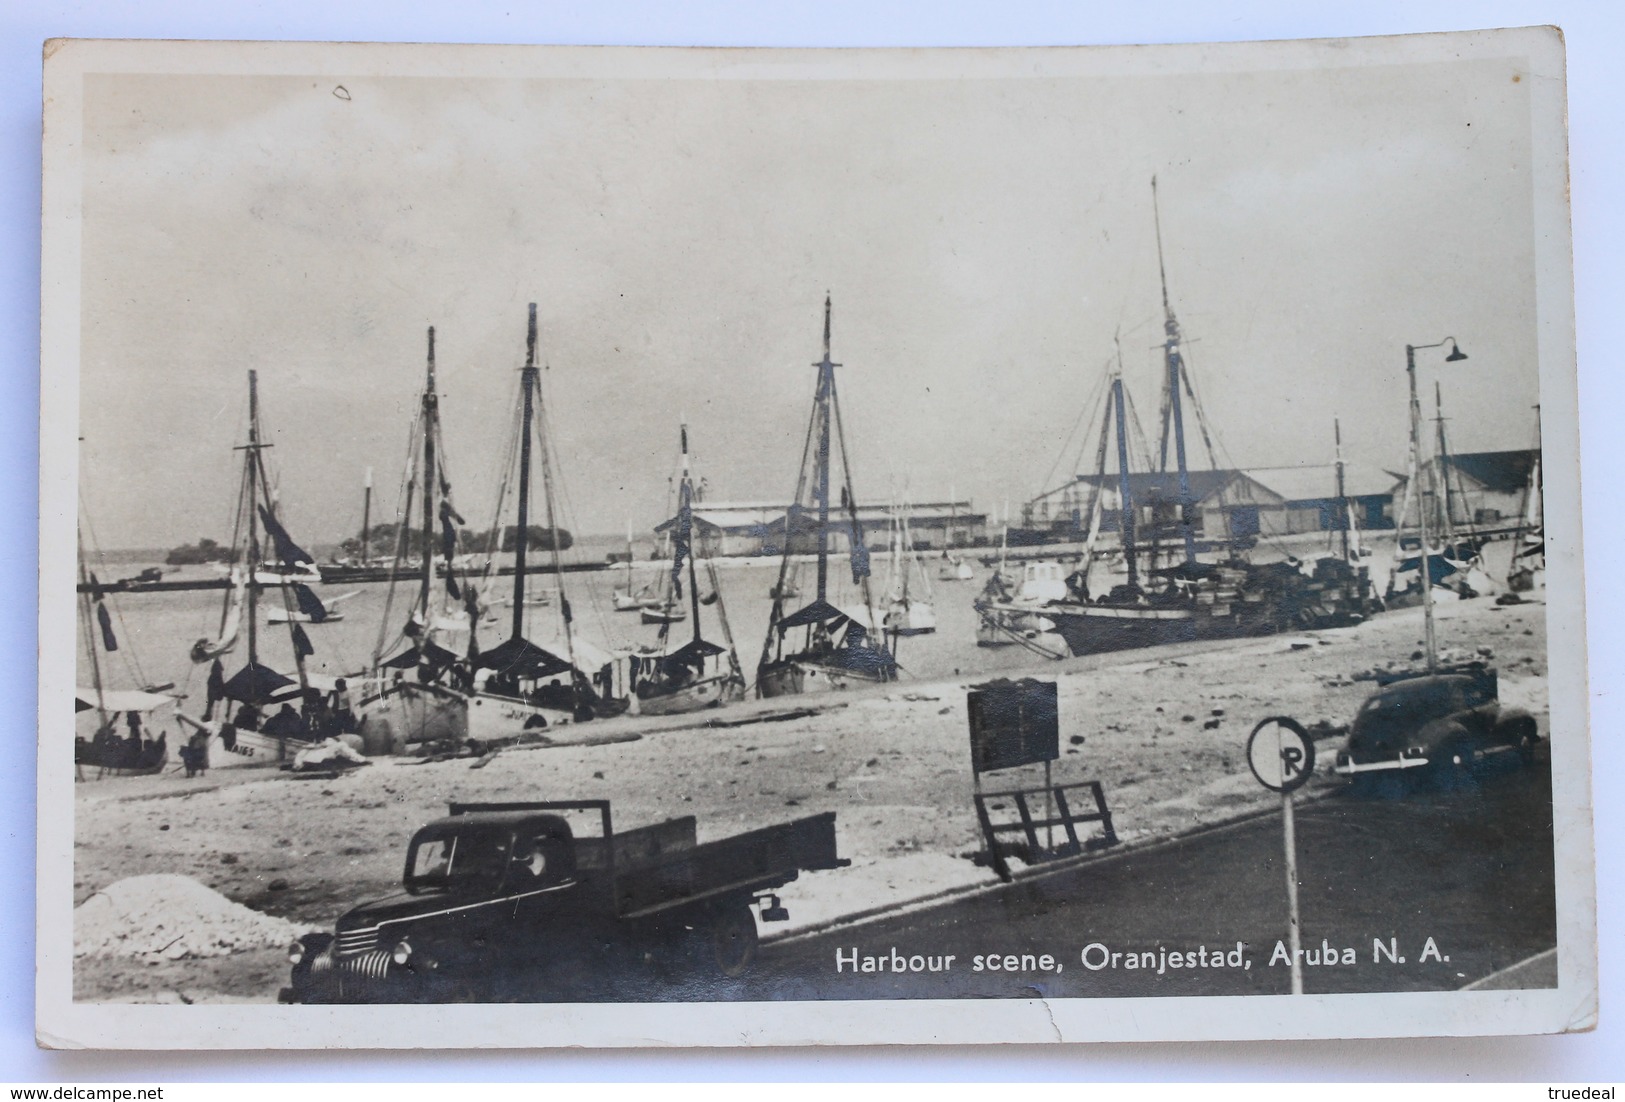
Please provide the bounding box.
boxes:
[707,902,758,978]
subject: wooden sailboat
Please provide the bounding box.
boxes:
[186,370,327,760]
[1289,418,1380,628]
[353,328,473,754]
[882,503,936,636]
[633,423,746,715]
[1506,408,1545,595]
[1386,381,1493,605]
[463,303,629,737]
[991,180,1311,657]
[76,517,174,778]
[757,296,898,697]
[612,520,664,612]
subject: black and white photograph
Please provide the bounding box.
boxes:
[37,27,1593,1048]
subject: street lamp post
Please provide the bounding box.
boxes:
[1405,337,1468,673]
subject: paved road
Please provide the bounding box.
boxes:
[590,757,1553,1004]
[412,757,1556,1004]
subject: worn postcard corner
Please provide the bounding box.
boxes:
[38,27,1592,1049]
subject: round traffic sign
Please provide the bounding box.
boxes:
[1246,716,1316,793]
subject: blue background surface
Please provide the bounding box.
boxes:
[3,0,1619,1083]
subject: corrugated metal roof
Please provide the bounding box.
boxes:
[1239,463,1397,502]
[657,501,983,533]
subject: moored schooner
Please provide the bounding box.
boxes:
[183,370,335,760]
[462,303,630,737]
[987,180,1343,657]
[632,423,747,715]
[757,296,898,697]
[354,327,474,754]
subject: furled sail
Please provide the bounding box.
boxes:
[190,569,245,663]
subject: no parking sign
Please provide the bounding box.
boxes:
[1246,715,1316,994]
[1246,716,1316,794]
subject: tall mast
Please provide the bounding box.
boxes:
[512,305,537,638]
[1112,376,1140,592]
[532,310,580,682]
[78,545,109,725]
[421,327,438,623]
[1334,418,1349,561]
[814,294,835,601]
[1433,381,1456,540]
[682,423,702,642]
[1406,344,1437,672]
[1152,176,1198,565]
[360,466,373,565]
[245,370,260,667]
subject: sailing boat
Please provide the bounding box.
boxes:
[463,303,629,736]
[354,327,474,754]
[1291,418,1380,628]
[757,296,898,697]
[639,533,689,626]
[186,370,326,759]
[989,180,1306,657]
[76,513,174,778]
[935,492,975,581]
[1386,383,1494,605]
[882,503,936,636]
[1506,408,1545,594]
[268,589,360,623]
[633,423,747,715]
[612,520,664,612]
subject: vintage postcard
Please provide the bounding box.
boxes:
[38,29,1592,1048]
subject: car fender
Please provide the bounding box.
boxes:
[1492,706,1538,741]
[1414,717,1472,756]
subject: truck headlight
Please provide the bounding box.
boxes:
[391,939,413,966]
[288,940,307,965]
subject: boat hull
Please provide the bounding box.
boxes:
[613,591,664,612]
[974,605,1056,647]
[74,744,168,777]
[637,674,745,716]
[757,657,895,698]
[1035,599,1275,657]
[267,610,344,624]
[885,601,936,636]
[464,690,572,742]
[356,681,468,754]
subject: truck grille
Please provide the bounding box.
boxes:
[335,927,380,957]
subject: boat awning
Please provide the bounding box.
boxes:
[665,638,727,668]
[74,688,175,714]
[472,635,575,679]
[778,598,849,631]
[380,641,463,670]
[222,662,296,706]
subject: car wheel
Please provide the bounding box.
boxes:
[708,901,759,979]
[1435,737,1478,789]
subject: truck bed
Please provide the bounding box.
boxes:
[606,813,846,919]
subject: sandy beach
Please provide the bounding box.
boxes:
[71,578,1548,1004]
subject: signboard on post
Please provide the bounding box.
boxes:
[1246,715,1316,995]
[966,678,1058,774]
[1246,715,1315,793]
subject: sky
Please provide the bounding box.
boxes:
[75,39,1544,549]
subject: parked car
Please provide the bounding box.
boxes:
[1332,664,1540,784]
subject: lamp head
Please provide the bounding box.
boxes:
[1444,340,1468,362]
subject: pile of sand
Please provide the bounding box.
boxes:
[75,874,303,961]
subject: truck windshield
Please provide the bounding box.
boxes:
[405,827,512,894]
